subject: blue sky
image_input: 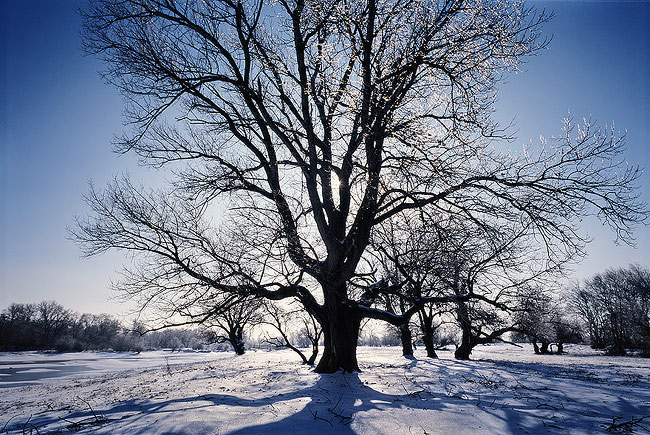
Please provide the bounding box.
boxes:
[1,0,649,316]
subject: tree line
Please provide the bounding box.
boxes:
[6,262,645,359]
[0,301,209,352]
[267,263,650,361]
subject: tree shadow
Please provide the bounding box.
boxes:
[5,355,649,434]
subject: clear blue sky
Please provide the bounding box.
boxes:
[1,0,649,316]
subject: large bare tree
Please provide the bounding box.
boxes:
[75,0,646,372]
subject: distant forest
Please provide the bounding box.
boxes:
[2,264,648,356]
[0,301,211,352]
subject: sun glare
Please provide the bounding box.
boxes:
[331,171,341,189]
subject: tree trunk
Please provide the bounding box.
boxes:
[423,334,438,358]
[315,284,361,373]
[229,328,245,355]
[455,340,473,360]
[400,323,413,357]
[420,316,438,358]
[307,345,318,365]
[540,341,550,354]
[607,343,627,356]
[305,336,319,365]
[454,300,473,360]
[532,340,540,354]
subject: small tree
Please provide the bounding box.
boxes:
[370,218,446,358]
[200,296,263,355]
[262,301,322,365]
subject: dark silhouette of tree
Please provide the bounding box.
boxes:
[369,216,454,358]
[75,0,647,372]
[437,226,557,360]
[203,296,262,354]
[0,301,75,350]
[370,210,569,360]
[0,303,38,350]
[34,301,73,347]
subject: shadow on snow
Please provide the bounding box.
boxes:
[5,355,649,434]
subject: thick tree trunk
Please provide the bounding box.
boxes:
[400,323,413,356]
[455,339,473,360]
[315,284,361,373]
[455,300,473,360]
[540,342,550,354]
[423,334,438,358]
[420,317,438,358]
[229,328,246,355]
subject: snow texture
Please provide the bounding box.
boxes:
[1,344,649,434]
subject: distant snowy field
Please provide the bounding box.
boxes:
[0,350,229,389]
[1,344,649,434]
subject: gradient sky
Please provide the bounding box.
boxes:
[1,0,649,317]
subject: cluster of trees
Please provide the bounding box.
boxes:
[572,265,650,356]
[3,263,648,358]
[72,0,647,372]
[208,265,650,361]
[0,301,209,352]
[513,291,582,355]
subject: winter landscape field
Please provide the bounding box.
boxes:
[2,344,649,434]
[3,0,650,434]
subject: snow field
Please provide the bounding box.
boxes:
[1,344,649,434]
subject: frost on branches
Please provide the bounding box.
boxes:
[74,0,647,373]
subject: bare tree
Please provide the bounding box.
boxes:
[436,225,557,360]
[374,293,415,356]
[514,289,582,354]
[571,282,609,349]
[262,301,322,365]
[369,215,455,358]
[0,303,38,350]
[75,0,647,372]
[201,296,262,355]
[370,208,568,360]
[571,265,650,355]
[34,301,73,348]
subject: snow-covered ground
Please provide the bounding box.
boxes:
[1,344,649,434]
[0,350,229,389]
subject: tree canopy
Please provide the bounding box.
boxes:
[75,0,647,372]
